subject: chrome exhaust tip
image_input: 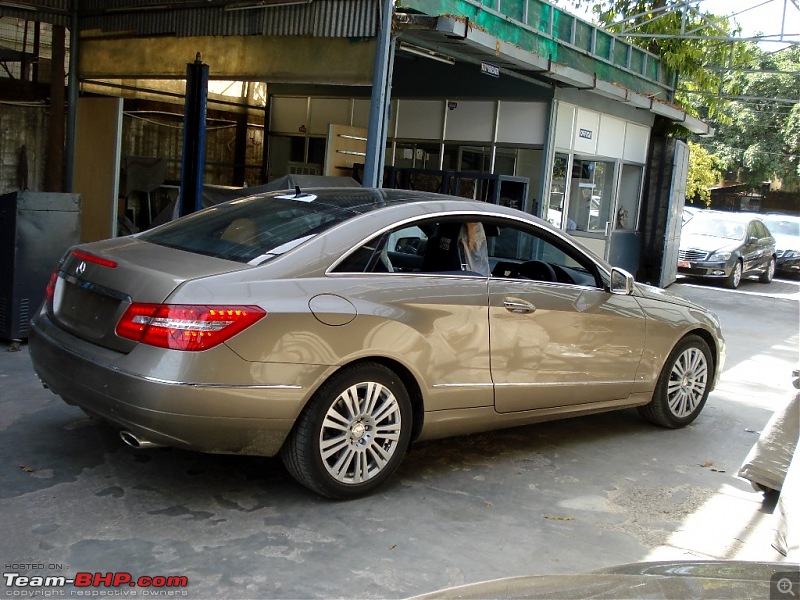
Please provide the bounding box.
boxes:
[119,430,161,449]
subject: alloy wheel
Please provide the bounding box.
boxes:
[729,261,742,288]
[760,258,775,283]
[666,347,708,418]
[319,381,403,485]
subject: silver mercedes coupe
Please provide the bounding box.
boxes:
[29,187,725,499]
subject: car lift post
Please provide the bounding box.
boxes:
[179,53,209,216]
[363,0,395,189]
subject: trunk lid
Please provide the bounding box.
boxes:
[51,237,251,352]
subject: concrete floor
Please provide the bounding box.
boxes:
[1,276,798,598]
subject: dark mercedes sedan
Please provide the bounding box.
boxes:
[678,211,776,289]
[759,214,800,276]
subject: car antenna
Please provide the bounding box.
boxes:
[294,186,302,198]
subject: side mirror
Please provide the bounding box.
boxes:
[610,267,635,295]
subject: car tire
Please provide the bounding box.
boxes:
[638,335,713,429]
[280,362,412,499]
[759,257,775,284]
[725,260,742,289]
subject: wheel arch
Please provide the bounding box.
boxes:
[358,356,425,443]
[681,328,720,383]
[638,328,717,428]
[312,356,426,443]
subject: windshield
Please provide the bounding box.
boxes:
[682,214,746,241]
[140,195,354,263]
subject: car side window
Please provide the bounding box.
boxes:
[754,221,770,239]
[332,219,491,276]
[487,221,599,287]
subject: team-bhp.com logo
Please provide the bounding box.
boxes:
[4,571,189,596]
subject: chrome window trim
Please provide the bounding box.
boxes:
[326,209,610,284]
[493,380,632,387]
[433,380,631,388]
[431,383,494,388]
[325,271,489,280]
[61,272,132,303]
[139,376,302,390]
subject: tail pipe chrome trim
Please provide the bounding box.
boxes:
[119,430,162,449]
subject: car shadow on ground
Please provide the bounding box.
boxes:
[398,409,655,477]
[7,391,659,504]
[4,339,781,599]
[675,275,800,296]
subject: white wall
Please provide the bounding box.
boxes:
[554,101,651,163]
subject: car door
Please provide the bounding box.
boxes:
[741,220,770,272]
[486,220,647,413]
[752,220,775,270]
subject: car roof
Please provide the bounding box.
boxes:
[247,186,549,227]
[254,187,457,214]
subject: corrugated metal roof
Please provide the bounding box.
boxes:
[1,0,380,37]
[311,0,379,37]
[80,9,265,37]
[75,0,378,38]
[259,1,378,37]
[0,0,71,27]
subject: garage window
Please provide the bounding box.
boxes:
[566,158,616,233]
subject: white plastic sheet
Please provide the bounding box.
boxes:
[738,393,799,493]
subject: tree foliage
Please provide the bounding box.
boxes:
[697,45,800,191]
[686,141,721,206]
[551,0,756,118]
[552,0,799,191]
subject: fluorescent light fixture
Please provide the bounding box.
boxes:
[225,0,311,10]
[338,134,368,142]
[398,42,455,66]
[0,2,37,10]
[336,150,367,157]
[105,4,170,12]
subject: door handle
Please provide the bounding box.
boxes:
[503,298,535,314]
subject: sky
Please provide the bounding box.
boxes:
[700,0,799,45]
[567,0,800,48]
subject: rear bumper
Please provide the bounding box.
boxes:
[29,311,330,456]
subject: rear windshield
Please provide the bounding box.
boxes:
[140,195,353,264]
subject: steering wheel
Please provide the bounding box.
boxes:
[550,263,576,285]
[515,260,556,282]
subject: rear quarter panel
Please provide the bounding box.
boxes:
[171,272,495,413]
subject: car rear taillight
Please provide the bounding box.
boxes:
[45,270,58,307]
[71,249,118,269]
[116,304,266,351]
